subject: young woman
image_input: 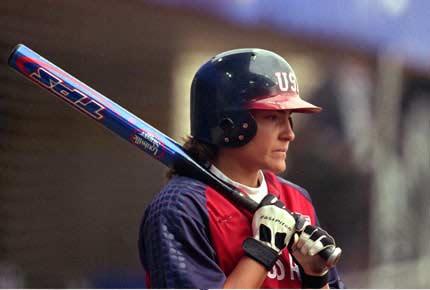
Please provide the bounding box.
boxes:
[139,48,344,289]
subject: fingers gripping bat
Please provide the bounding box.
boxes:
[8,44,341,267]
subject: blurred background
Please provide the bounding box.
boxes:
[0,0,429,288]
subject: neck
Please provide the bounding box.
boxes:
[213,152,260,187]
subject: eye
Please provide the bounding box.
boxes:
[264,114,278,121]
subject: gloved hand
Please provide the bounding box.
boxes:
[242,194,296,270]
[291,222,338,288]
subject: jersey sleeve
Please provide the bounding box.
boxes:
[328,266,346,289]
[138,176,226,289]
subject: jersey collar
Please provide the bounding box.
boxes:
[209,165,268,204]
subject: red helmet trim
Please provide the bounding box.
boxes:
[247,93,322,113]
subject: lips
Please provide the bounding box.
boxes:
[272,150,287,159]
[273,148,288,153]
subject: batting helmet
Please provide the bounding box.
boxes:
[190,48,321,147]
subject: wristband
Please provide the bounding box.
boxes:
[242,238,279,270]
[301,271,329,289]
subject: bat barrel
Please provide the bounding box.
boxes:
[8,44,181,168]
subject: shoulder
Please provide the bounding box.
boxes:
[143,175,209,225]
[139,176,225,288]
[153,175,207,204]
[264,171,313,203]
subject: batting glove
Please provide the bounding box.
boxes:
[242,194,296,270]
[292,224,337,288]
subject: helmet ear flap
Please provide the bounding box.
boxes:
[210,111,257,147]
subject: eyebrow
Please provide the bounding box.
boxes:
[275,110,292,116]
[251,110,292,117]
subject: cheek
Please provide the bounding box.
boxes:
[257,130,276,149]
[248,133,272,154]
[238,134,270,161]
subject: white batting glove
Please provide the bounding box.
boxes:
[292,224,337,277]
[243,194,296,270]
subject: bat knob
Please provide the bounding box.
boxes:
[324,246,342,268]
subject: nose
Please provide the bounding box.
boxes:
[280,115,295,142]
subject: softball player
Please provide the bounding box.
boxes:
[139,48,344,288]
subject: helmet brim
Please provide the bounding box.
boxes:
[247,93,322,113]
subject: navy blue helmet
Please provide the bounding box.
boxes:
[190,48,321,147]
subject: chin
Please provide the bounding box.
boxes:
[266,161,287,174]
[272,166,286,174]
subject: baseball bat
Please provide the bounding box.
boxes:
[8,44,341,267]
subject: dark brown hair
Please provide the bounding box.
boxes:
[166,136,218,179]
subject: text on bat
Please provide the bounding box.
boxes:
[30,67,105,120]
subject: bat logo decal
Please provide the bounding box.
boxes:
[131,130,164,158]
[21,59,106,120]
